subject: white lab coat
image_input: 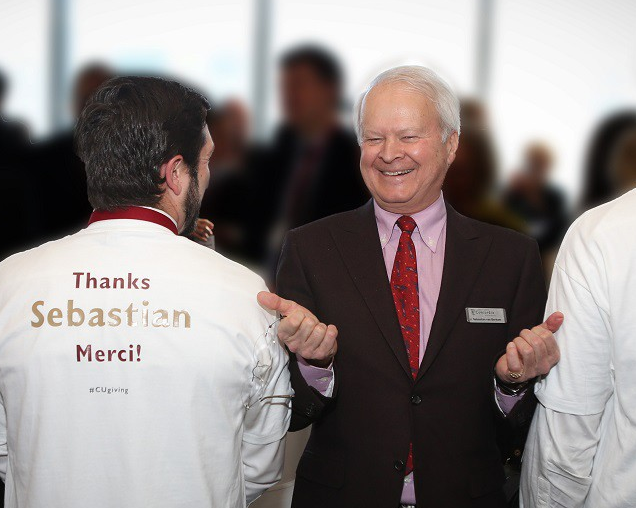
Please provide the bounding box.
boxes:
[520,189,636,508]
[0,214,292,508]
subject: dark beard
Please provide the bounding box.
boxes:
[181,172,201,236]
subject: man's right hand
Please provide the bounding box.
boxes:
[257,291,338,368]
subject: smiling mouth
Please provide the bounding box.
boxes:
[380,169,414,176]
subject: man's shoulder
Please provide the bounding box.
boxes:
[0,233,75,274]
[557,189,636,268]
[288,203,369,238]
[448,207,537,250]
[154,235,268,296]
[573,188,636,236]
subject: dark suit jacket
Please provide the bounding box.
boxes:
[276,200,546,508]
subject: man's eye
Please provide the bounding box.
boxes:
[402,136,418,141]
[366,138,382,143]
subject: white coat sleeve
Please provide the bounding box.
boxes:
[242,320,293,505]
[520,405,603,508]
[521,220,613,507]
[0,391,7,481]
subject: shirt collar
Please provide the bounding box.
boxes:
[139,206,178,229]
[88,206,179,235]
[374,192,447,253]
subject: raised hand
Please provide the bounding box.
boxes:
[495,312,564,384]
[257,291,338,368]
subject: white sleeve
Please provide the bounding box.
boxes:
[243,437,286,505]
[242,319,293,505]
[521,216,612,508]
[0,391,6,481]
[534,262,613,415]
[520,404,603,508]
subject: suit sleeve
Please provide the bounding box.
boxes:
[499,237,547,428]
[276,230,338,431]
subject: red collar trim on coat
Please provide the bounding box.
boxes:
[88,207,178,235]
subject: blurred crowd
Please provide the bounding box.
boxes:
[3,45,636,285]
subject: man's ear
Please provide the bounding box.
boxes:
[445,131,459,166]
[161,155,185,196]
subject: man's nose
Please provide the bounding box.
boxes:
[378,137,404,163]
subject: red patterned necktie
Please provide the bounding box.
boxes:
[390,215,420,475]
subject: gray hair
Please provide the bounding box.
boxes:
[354,65,461,144]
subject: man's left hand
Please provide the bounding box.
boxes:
[191,218,214,242]
[495,312,564,384]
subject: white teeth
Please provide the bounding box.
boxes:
[382,169,414,176]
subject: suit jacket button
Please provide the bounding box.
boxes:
[305,403,316,417]
[394,460,405,472]
[411,395,422,405]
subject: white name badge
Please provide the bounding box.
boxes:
[465,307,507,324]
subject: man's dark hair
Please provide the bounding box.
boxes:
[75,76,209,210]
[280,45,343,90]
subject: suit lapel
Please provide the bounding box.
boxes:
[330,201,413,380]
[416,205,493,382]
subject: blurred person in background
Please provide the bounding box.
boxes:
[250,44,368,275]
[459,97,489,132]
[196,100,262,264]
[30,62,114,243]
[1,69,36,263]
[608,126,636,194]
[0,69,30,165]
[579,110,636,212]
[505,142,569,278]
[443,124,525,233]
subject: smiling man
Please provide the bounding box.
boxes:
[258,66,562,508]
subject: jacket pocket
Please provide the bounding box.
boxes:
[296,450,345,489]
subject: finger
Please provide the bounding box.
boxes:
[521,329,548,373]
[295,322,328,358]
[531,324,560,360]
[277,309,306,343]
[301,323,338,361]
[326,324,338,342]
[195,227,209,239]
[257,291,300,316]
[529,325,560,373]
[540,311,564,333]
[313,330,337,360]
[495,352,508,381]
[505,341,523,373]
[513,333,536,373]
[289,315,320,352]
[199,220,214,234]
